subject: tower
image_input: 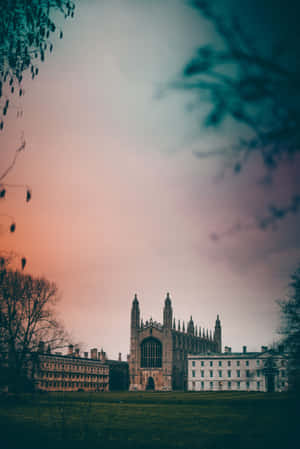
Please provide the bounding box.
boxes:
[129,294,140,390]
[214,314,222,353]
[187,316,194,335]
[131,294,140,331]
[163,292,173,329]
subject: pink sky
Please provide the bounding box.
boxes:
[1,0,300,359]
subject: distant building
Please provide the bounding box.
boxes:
[187,346,289,392]
[34,345,110,392]
[129,293,221,391]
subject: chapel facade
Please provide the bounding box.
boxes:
[129,293,222,391]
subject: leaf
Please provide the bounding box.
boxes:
[26,189,31,202]
[10,223,16,233]
[21,257,26,269]
[0,188,6,198]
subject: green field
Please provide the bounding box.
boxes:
[0,391,297,449]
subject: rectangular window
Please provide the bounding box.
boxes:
[237,361,240,366]
[192,381,196,390]
[256,360,260,366]
[201,361,204,367]
[228,381,231,389]
[210,381,213,389]
[281,370,285,377]
[246,361,249,366]
[237,370,240,377]
[210,370,213,377]
[237,381,240,389]
[210,361,213,367]
[246,381,250,389]
[228,370,231,378]
[227,361,231,367]
[218,361,222,367]
[246,370,250,377]
[192,361,195,367]
[192,370,195,378]
[257,381,260,390]
[219,370,222,377]
[201,381,204,389]
[256,370,260,377]
[201,370,204,377]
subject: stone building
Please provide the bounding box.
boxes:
[129,293,221,391]
[187,346,289,392]
[35,345,110,392]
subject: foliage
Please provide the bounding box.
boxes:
[0,0,75,131]
[174,0,300,233]
[0,267,68,391]
[279,265,300,392]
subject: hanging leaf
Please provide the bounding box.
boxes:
[26,189,31,202]
[10,223,16,233]
[0,188,6,198]
[21,257,26,269]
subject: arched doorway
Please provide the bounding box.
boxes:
[146,376,155,390]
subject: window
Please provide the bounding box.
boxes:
[201,370,204,377]
[210,381,213,389]
[228,381,231,389]
[237,370,240,377]
[192,370,196,378]
[246,370,250,377]
[201,381,204,389]
[256,360,260,366]
[257,381,260,390]
[210,361,213,367]
[256,370,260,377]
[227,361,231,367]
[246,361,249,366]
[141,338,162,368]
[210,370,213,377]
[192,381,196,390]
[201,361,204,367]
[218,361,222,367]
[227,370,231,378]
[246,381,250,389]
[237,381,240,389]
[218,370,222,377]
[281,370,285,377]
[192,361,195,367]
[237,361,240,366]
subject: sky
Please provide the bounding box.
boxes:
[1,0,300,359]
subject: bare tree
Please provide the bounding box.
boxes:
[0,265,68,392]
[173,0,300,235]
[279,265,300,394]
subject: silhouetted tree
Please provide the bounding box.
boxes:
[0,266,68,392]
[174,0,300,235]
[279,265,300,394]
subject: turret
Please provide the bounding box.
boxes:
[214,314,222,353]
[163,292,173,329]
[131,294,140,331]
[187,316,194,335]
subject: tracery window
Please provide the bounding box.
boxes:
[140,338,162,368]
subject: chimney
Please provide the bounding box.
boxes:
[68,344,74,356]
[261,346,268,352]
[224,346,229,353]
[243,346,247,354]
[84,352,88,358]
[91,348,98,360]
[118,352,122,361]
[75,347,80,357]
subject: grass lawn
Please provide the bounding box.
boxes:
[0,391,297,449]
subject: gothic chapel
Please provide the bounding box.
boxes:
[129,293,222,390]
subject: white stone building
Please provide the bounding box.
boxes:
[188,346,289,392]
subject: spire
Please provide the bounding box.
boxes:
[210,330,212,340]
[214,314,222,353]
[195,324,198,336]
[131,293,140,330]
[173,317,176,329]
[178,319,181,331]
[163,292,173,329]
[183,321,185,332]
[187,315,194,335]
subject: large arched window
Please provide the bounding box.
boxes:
[140,338,162,368]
